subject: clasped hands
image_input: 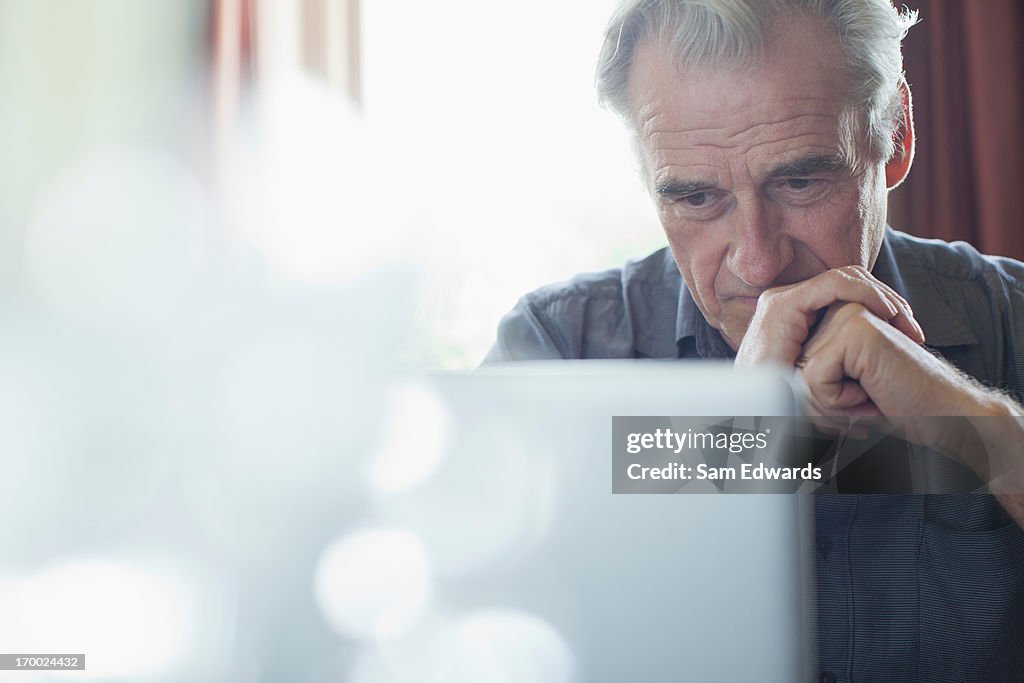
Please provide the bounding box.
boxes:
[736,265,995,419]
[734,266,1024,523]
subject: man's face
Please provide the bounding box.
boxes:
[628,16,889,350]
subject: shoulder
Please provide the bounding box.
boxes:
[887,229,1024,295]
[484,247,679,361]
[884,229,1024,392]
[520,246,676,311]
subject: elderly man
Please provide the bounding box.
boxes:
[487,0,1024,679]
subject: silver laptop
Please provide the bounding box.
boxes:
[0,358,811,682]
[365,361,815,683]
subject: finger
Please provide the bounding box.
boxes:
[852,275,924,345]
[804,385,882,419]
[884,304,925,346]
[801,360,871,411]
[768,268,901,329]
[799,333,880,416]
[740,267,920,369]
[844,400,883,417]
[838,266,925,345]
[735,301,819,367]
[830,379,872,410]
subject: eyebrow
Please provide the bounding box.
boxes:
[655,179,717,197]
[655,154,848,198]
[766,154,846,178]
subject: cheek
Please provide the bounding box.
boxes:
[660,216,730,311]
[782,189,872,268]
[857,174,889,265]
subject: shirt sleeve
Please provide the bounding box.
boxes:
[482,296,569,363]
[994,258,1024,402]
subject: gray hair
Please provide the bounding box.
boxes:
[596,0,919,172]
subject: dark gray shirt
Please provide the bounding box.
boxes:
[486,228,1024,681]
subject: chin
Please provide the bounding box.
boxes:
[716,322,744,352]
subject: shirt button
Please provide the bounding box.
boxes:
[819,672,836,683]
[816,536,833,557]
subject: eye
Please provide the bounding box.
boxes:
[682,192,710,207]
[771,177,829,205]
[663,188,729,219]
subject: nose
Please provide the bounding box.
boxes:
[725,197,793,289]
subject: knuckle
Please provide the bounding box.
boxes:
[828,268,859,287]
[833,265,878,289]
[756,288,783,310]
[846,305,880,332]
[826,301,869,328]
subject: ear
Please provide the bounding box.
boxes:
[884,77,915,189]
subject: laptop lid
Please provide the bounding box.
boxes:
[360,361,815,682]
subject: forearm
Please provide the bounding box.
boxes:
[908,385,1024,527]
[966,392,1024,526]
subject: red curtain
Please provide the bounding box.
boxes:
[888,0,1024,260]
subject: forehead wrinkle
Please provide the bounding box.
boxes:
[721,113,838,143]
[649,160,721,174]
[644,112,838,145]
[649,136,839,168]
[651,141,838,190]
[651,163,727,187]
[645,121,839,161]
